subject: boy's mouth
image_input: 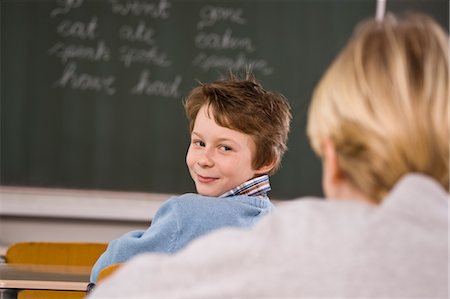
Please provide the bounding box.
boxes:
[197,174,218,183]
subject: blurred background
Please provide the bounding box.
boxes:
[1,0,448,247]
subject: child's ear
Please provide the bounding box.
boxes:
[254,158,278,175]
[322,138,345,198]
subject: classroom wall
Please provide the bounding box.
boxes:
[0,187,166,248]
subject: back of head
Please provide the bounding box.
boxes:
[307,13,449,202]
[184,72,292,175]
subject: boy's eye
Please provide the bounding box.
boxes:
[193,140,206,147]
[219,145,232,151]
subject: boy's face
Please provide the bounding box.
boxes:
[186,105,261,197]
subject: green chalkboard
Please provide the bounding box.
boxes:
[1,0,448,199]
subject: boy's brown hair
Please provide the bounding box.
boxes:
[184,73,292,175]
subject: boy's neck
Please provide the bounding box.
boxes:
[219,175,270,198]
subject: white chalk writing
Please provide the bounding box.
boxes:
[47,0,273,98]
[193,52,273,75]
[195,29,255,52]
[57,16,98,39]
[51,0,83,17]
[54,62,116,95]
[119,21,156,45]
[110,0,171,18]
[131,70,181,98]
[120,46,171,68]
[48,40,111,63]
[198,5,246,29]
[193,5,273,77]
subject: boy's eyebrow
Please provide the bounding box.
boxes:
[191,131,240,146]
[216,138,239,145]
[191,131,203,138]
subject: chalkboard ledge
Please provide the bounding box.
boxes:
[0,187,169,222]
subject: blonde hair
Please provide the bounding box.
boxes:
[185,73,292,175]
[307,13,449,203]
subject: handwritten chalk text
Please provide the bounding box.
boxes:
[195,29,254,52]
[131,70,181,98]
[197,5,246,29]
[51,0,83,17]
[120,46,171,68]
[193,52,273,75]
[54,62,116,95]
[49,40,111,63]
[119,21,156,45]
[57,16,98,39]
[110,0,171,18]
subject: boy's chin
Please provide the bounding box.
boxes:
[196,187,222,197]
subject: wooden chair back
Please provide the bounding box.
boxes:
[6,242,107,266]
[5,242,107,299]
[97,263,123,283]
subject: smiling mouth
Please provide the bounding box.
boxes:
[197,175,218,183]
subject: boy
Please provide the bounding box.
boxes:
[90,73,292,283]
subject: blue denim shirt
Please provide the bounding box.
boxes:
[90,193,274,282]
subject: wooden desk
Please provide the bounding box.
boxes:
[0,264,90,299]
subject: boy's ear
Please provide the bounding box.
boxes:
[254,158,278,175]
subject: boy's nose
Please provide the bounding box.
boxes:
[197,149,214,167]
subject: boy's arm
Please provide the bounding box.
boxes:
[90,197,181,283]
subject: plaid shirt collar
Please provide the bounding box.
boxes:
[219,175,271,198]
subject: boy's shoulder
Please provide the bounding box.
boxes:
[163,193,273,214]
[160,193,273,230]
[165,193,246,207]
